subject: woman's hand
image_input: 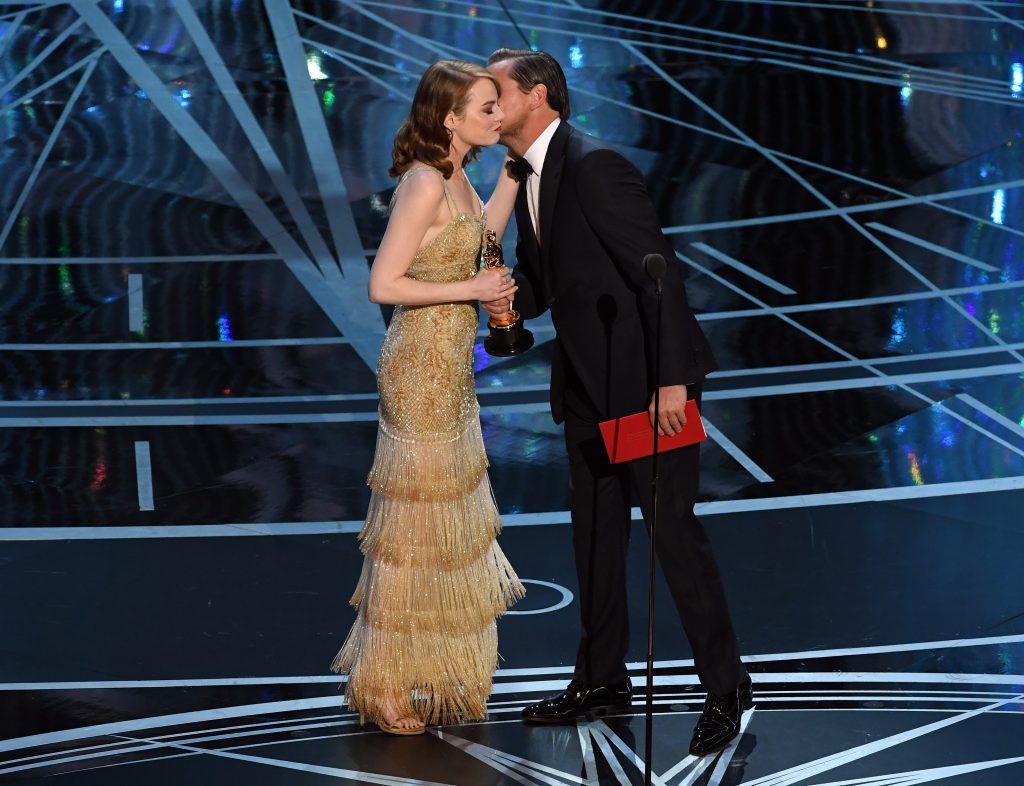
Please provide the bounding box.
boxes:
[470,267,518,302]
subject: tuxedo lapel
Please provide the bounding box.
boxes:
[514,182,538,256]
[539,122,571,271]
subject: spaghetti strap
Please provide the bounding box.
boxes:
[400,164,442,181]
[392,165,458,219]
[440,183,460,220]
[390,166,433,213]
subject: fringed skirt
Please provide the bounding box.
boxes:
[330,410,525,725]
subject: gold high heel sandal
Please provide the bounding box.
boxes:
[373,700,426,736]
[376,716,426,736]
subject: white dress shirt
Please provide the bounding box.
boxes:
[522,118,561,244]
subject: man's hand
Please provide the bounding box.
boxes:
[649,384,688,437]
[482,297,511,319]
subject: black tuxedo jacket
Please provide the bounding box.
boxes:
[510,122,718,424]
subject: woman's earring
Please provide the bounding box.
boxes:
[446,127,454,142]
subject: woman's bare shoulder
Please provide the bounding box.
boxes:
[392,164,446,212]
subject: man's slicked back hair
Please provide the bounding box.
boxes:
[488,48,571,120]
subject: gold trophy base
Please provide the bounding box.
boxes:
[484,311,535,357]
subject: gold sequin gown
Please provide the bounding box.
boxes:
[330,166,525,725]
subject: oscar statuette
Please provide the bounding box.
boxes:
[481,229,534,357]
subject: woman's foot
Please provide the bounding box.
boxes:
[377,697,425,735]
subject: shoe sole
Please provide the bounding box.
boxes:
[522,701,633,724]
[690,728,739,758]
[690,700,755,757]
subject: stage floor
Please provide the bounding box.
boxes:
[1,0,1023,783]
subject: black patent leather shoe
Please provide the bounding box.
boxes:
[688,674,754,756]
[522,678,633,724]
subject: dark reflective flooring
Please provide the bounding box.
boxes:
[2,0,1024,783]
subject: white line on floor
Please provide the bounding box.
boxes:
[133,441,154,511]
[2,475,1021,540]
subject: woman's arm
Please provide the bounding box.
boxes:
[484,157,518,240]
[369,169,517,306]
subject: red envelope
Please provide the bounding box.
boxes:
[598,399,708,464]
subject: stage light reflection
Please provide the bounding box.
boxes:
[307,53,327,81]
[569,44,584,69]
[58,264,73,301]
[991,189,1006,224]
[217,313,234,342]
[907,451,924,485]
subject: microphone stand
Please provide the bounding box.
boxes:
[644,265,663,786]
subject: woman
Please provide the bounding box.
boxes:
[330,60,525,735]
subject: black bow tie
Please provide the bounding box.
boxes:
[506,157,534,183]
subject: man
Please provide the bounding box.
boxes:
[484,49,752,757]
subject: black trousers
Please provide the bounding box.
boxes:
[563,383,745,697]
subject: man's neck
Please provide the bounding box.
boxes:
[509,112,560,158]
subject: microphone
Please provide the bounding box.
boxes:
[643,253,666,294]
[641,250,667,786]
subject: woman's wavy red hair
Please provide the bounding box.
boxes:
[389,60,499,180]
